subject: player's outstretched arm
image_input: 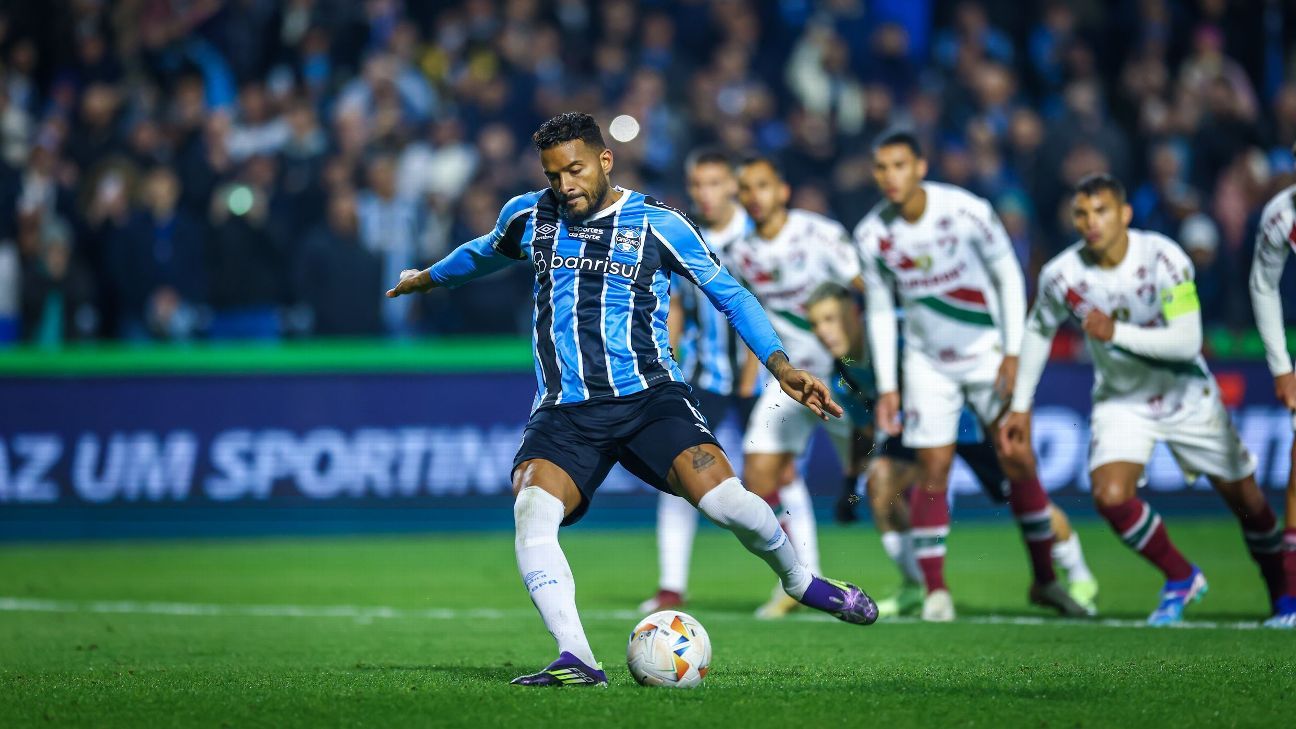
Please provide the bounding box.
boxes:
[767,350,844,421]
[389,190,538,297]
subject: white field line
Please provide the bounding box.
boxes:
[0,597,1269,631]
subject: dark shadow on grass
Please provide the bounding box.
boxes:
[353,664,517,682]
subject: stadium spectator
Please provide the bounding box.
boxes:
[0,0,1292,347]
[1180,212,1228,325]
[204,176,286,341]
[298,188,384,337]
[357,154,421,335]
[19,217,97,345]
[108,166,206,340]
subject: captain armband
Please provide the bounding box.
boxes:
[1160,281,1200,320]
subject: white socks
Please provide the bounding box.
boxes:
[1051,532,1094,583]
[514,487,596,666]
[777,477,822,576]
[655,492,698,594]
[881,530,923,584]
[697,477,812,599]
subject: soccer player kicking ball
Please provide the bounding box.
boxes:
[805,283,1098,618]
[725,154,862,618]
[1246,167,1296,628]
[639,149,820,616]
[388,113,877,688]
[1002,173,1287,626]
[856,131,1088,621]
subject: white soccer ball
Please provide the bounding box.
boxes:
[626,610,712,688]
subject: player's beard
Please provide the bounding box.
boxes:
[562,175,611,219]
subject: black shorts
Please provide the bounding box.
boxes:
[874,435,1008,504]
[513,382,722,525]
[692,388,757,434]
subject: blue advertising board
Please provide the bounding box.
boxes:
[1,364,1291,539]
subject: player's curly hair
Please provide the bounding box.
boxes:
[532,112,606,151]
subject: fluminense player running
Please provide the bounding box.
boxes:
[805,283,1098,618]
[1246,165,1296,628]
[856,131,1088,621]
[726,154,860,618]
[1002,173,1288,626]
[639,149,818,615]
[387,113,877,687]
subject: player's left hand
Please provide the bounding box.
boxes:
[997,410,1032,454]
[1082,309,1115,342]
[1275,372,1296,410]
[778,368,844,421]
[995,355,1019,401]
[386,268,435,298]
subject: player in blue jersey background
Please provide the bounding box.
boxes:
[638,149,824,618]
[388,112,878,687]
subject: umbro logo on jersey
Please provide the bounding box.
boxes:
[536,223,558,237]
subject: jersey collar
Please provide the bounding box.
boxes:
[581,186,631,223]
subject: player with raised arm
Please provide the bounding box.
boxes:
[1002,173,1288,626]
[388,113,877,687]
[856,131,1088,621]
[1246,169,1296,628]
[638,149,818,615]
[804,283,1098,617]
[725,154,859,618]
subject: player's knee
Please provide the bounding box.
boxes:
[915,457,952,491]
[1090,479,1131,510]
[741,455,783,495]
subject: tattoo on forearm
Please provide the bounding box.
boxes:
[688,446,717,472]
[766,351,791,378]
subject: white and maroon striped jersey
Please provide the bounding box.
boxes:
[855,182,1015,370]
[1030,229,1213,417]
[727,208,860,379]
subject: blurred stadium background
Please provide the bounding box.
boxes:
[1,0,1295,536]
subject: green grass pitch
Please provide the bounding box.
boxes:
[2,518,1293,727]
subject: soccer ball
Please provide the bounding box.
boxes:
[626,610,711,688]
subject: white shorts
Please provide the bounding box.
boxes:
[744,380,852,467]
[1089,390,1257,483]
[900,351,1002,449]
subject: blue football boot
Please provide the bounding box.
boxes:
[1147,566,1207,626]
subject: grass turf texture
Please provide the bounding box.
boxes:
[1,518,1293,728]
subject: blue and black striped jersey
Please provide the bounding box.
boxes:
[673,207,754,396]
[426,187,785,410]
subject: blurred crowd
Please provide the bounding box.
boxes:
[1,0,1295,346]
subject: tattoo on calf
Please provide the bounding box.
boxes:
[688,446,717,472]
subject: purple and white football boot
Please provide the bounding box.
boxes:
[510,651,608,687]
